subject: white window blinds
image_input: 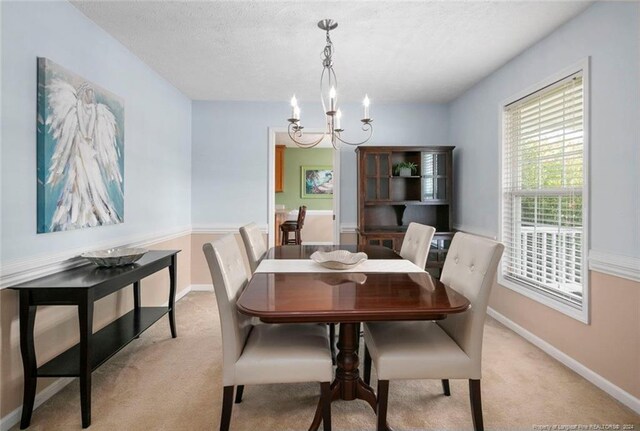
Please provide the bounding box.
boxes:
[501,72,585,307]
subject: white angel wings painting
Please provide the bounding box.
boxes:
[37,58,124,233]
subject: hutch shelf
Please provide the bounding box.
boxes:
[356,146,455,278]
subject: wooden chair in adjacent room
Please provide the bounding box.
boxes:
[203,235,333,431]
[362,232,504,431]
[280,205,307,245]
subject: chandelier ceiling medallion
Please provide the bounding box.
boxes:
[287,19,373,149]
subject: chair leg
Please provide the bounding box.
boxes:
[234,385,244,403]
[376,380,389,431]
[320,381,332,431]
[281,231,287,245]
[363,344,372,386]
[329,323,336,365]
[221,386,234,431]
[442,379,451,396]
[469,379,484,431]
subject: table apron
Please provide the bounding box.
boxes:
[255,313,448,324]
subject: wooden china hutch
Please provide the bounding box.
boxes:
[356,146,455,278]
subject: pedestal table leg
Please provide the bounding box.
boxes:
[308,322,377,431]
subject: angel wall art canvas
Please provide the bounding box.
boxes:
[37,58,124,233]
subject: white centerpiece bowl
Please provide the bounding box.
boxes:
[310,250,368,270]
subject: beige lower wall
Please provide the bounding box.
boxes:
[340,232,358,245]
[490,271,640,399]
[0,234,192,418]
[300,214,333,243]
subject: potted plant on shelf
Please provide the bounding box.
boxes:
[393,162,418,177]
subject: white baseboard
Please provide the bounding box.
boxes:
[174,285,192,302]
[0,285,197,431]
[488,307,640,414]
[0,376,74,431]
[190,284,213,292]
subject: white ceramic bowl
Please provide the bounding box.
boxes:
[310,250,368,270]
[81,248,148,267]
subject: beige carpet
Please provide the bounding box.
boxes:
[13,292,639,431]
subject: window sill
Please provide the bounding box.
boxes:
[497,274,590,324]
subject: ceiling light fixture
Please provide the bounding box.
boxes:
[287,19,373,149]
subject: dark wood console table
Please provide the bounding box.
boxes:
[9,250,180,429]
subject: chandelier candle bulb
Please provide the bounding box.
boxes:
[293,106,300,121]
[290,95,298,119]
[329,86,336,112]
[363,94,370,119]
[335,109,342,130]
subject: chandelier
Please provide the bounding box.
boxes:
[287,19,373,149]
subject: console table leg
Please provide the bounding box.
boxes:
[133,281,141,339]
[133,281,141,309]
[168,254,177,338]
[19,291,37,430]
[78,293,94,428]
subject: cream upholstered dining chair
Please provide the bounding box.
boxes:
[203,235,333,431]
[239,222,267,273]
[399,222,436,269]
[363,232,504,431]
[356,222,435,361]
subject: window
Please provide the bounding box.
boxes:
[501,63,588,320]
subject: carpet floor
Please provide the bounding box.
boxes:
[13,292,639,431]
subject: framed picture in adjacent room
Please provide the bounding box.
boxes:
[301,165,333,198]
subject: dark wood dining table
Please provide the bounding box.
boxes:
[236,245,470,431]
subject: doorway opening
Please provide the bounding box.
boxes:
[267,128,340,247]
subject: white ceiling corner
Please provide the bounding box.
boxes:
[71,0,592,103]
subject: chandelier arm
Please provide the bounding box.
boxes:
[287,123,328,149]
[333,123,374,147]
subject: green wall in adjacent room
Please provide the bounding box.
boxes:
[276,147,333,210]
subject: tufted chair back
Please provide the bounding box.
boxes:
[203,235,253,386]
[240,223,267,273]
[399,223,436,269]
[437,232,504,378]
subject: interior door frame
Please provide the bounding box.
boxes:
[267,127,340,247]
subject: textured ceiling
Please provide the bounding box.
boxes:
[71,1,592,103]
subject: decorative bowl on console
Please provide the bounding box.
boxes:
[81,248,148,267]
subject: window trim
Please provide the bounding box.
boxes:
[498,58,590,324]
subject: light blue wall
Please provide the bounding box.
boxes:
[448,1,639,257]
[1,0,192,262]
[191,101,449,227]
